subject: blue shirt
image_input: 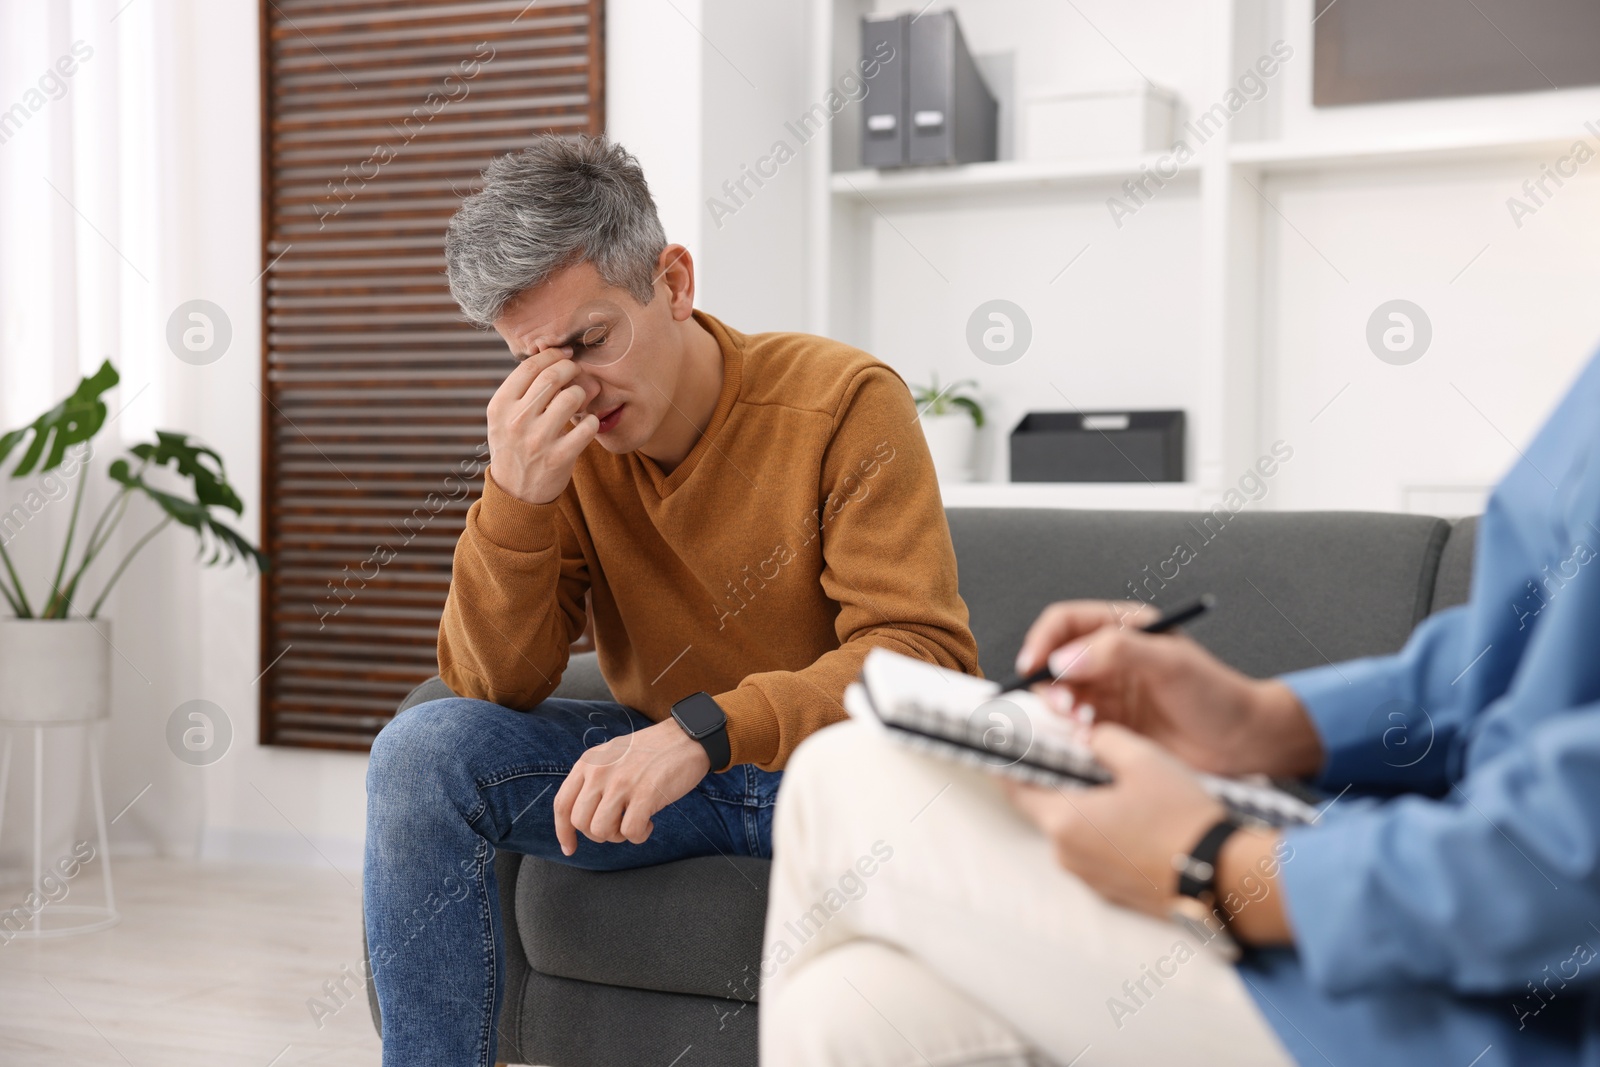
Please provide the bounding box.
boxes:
[1243,348,1600,1066]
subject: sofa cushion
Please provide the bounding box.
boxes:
[514,966,758,1067]
[947,509,1451,680]
[516,854,770,1002]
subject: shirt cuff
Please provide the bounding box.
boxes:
[715,686,782,770]
[1281,657,1435,793]
[474,469,560,553]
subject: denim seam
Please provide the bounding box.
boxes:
[464,769,571,828]
[700,794,779,810]
[476,765,572,789]
[472,837,496,1067]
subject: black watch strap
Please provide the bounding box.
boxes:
[1174,816,1243,901]
[698,721,731,773]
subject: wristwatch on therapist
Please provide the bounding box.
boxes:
[1167,814,1245,961]
[670,691,731,772]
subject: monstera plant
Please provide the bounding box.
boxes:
[0,360,267,622]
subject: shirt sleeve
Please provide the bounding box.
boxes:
[713,366,982,769]
[1279,700,1600,996]
[436,469,591,709]
[1281,604,1483,796]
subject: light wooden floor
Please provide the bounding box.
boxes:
[0,858,383,1066]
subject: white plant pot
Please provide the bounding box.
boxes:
[920,413,978,483]
[0,619,112,724]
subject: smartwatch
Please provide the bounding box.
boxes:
[670,691,731,772]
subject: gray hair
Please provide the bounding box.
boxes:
[444,136,668,326]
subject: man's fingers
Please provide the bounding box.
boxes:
[512,358,579,422]
[544,382,592,427]
[547,413,600,465]
[552,768,581,856]
[619,800,656,844]
[589,787,629,843]
[495,341,570,403]
[567,775,607,844]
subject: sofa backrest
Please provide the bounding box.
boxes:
[946,509,1456,681]
[1429,517,1477,614]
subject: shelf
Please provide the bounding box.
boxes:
[938,482,1203,511]
[1229,130,1581,172]
[830,153,1197,204]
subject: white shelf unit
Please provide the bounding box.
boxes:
[800,0,1600,511]
[1229,129,1584,172]
[830,153,1199,202]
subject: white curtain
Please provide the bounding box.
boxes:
[0,0,196,869]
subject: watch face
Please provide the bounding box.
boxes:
[674,693,725,738]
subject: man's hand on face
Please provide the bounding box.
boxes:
[487,340,602,506]
[552,718,713,855]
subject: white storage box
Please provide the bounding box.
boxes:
[1021,84,1178,161]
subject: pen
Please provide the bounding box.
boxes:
[993,594,1216,693]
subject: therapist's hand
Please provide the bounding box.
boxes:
[1015,600,1323,779]
[1005,723,1295,945]
[553,718,711,854]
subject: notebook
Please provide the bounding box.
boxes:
[846,647,1320,828]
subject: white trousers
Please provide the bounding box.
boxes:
[758,722,1295,1067]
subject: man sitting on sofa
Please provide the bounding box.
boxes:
[360,134,979,1064]
[762,347,1600,1066]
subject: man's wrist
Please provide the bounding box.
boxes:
[664,718,713,774]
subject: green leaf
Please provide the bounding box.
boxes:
[109,439,268,574]
[949,395,985,428]
[124,431,244,515]
[0,360,118,477]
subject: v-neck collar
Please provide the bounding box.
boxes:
[634,310,744,499]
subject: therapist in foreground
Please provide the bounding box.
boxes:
[760,348,1600,1067]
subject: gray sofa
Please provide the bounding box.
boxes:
[367,506,1478,1066]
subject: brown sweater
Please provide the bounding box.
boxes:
[437,310,980,770]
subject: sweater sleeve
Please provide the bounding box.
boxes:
[714,366,981,769]
[436,469,591,709]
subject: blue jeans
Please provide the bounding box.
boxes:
[363,696,782,1067]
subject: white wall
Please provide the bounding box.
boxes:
[695,0,812,331]
[1260,159,1600,514]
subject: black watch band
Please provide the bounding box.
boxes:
[670,691,731,772]
[1174,816,1243,903]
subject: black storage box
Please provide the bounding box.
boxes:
[1009,410,1185,483]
